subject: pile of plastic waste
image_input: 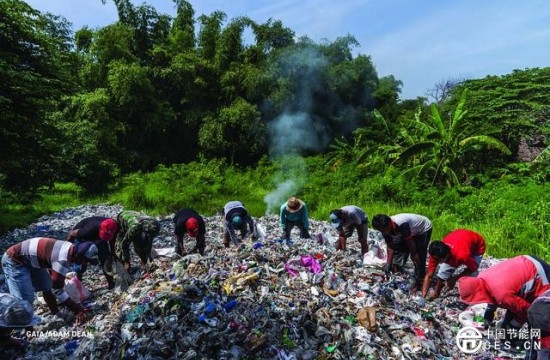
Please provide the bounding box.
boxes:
[0,205,523,359]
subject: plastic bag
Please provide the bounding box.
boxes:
[362,241,387,266]
[255,223,266,241]
[113,259,133,294]
[458,303,487,329]
[64,272,90,303]
[0,293,35,327]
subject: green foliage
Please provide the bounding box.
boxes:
[397,90,511,186]
[199,98,266,165]
[0,183,97,234]
[0,0,74,192]
[450,68,550,160]
[2,157,548,261]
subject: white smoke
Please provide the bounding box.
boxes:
[263,179,297,214]
[268,112,328,157]
[263,46,331,214]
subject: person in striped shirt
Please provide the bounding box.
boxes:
[1,238,99,324]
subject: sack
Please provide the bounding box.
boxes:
[113,259,133,293]
[64,272,90,303]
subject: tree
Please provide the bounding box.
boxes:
[425,77,465,104]
[374,75,403,121]
[50,89,121,193]
[449,68,550,160]
[0,0,74,192]
[397,90,511,186]
[170,0,195,53]
[198,98,266,164]
[198,11,226,61]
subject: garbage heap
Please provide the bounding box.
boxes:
[0,205,521,360]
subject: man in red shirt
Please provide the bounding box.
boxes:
[458,255,550,328]
[422,229,486,299]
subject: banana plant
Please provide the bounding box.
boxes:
[397,89,511,186]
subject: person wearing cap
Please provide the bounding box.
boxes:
[1,238,98,324]
[528,289,550,360]
[328,205,368,257]
[458,255,550,330]
[223,201,256,248]
[173,208,206,256]
[372,213,432,293]
[114,210,160,272]
[280,197,311,240]
[67,216,119,289]
[422,229,486,300]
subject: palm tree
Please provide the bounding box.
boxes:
[397,90,511,186]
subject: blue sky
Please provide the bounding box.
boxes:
[24,0,550,100]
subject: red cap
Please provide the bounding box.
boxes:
[185,217,200,238]
[99,219,118,242]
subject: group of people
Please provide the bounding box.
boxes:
[0,198,548,358]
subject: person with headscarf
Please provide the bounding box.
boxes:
[223,201,256,248]
[1,238,99,324]
[114,210,160,272]
[67,216,119,289]
[329,205,368,257]
[458,255,550,329]
[372,213,432,293]
[173,208,206,256]
[280,197,311,240]
[422,229,486,299]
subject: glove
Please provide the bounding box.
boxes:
[75,309,89,324]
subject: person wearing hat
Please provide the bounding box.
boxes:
[372,213,432,293]
[528,289,550,360]
[67,216,119,289]
[422,229,486,300]
[114,210,160,272]
[173,208,206,256]
[329,205,368,257]
[280,197,311,240]
[0,293,41,350]
[223,201,256,248]
[1,238,98,324]
[458,255,550,330]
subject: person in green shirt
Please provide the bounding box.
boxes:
[114,210,160,272]
[280,197,311,240]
